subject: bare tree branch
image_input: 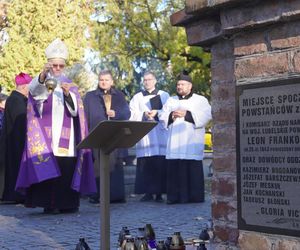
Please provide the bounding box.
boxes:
[180,52,203,63]
[144,0,161,47]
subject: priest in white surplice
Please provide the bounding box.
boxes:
[130,71,169,202]
[159,72,212,204]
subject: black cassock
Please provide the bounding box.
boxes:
[166,159,205,204]
[0,91,27,202]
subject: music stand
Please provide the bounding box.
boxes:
[77,120,157,249]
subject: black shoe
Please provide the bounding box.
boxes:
[155,194,163,202]
[88,197,100,204]
[140,194,154,202]
[0,201,19,205]
[59,207,79,213]
[43,208,60,214]
[111,199,126,203]
[166,200,177,205]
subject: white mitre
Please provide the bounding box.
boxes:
[45,38,68,60]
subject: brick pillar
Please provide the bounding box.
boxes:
[210,40,239,244]
[171,0,300,248]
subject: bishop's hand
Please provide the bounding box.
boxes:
[40,63,52,82]
[61,82,71,96]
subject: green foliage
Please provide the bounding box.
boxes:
[0,0,93,92]
[66,63,97,96]
[91,0,211,99]
[0,0,212,99]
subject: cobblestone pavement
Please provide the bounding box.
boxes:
[0,192,211,250]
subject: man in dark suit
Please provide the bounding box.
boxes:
[83,69,131,203]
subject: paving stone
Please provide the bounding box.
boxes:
[0,193,212,249]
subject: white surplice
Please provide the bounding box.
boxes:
[159,93,211,161]
[129,90,170,157]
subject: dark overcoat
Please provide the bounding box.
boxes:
[0,91,27,202]
[84,87,130,131]
[83,87,130,202]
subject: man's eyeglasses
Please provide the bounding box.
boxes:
[52,64,65,69]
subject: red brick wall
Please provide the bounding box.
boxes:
[171,0,300,248]
[211,11,300,250]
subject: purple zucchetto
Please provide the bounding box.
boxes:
[15,72,32,85]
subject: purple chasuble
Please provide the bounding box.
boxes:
[69,83,96,194]
[16,79,96,194]
[16,94,61,193]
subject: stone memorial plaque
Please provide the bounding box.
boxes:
[237,80,300,237]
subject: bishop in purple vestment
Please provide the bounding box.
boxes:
[16,38,96,214]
